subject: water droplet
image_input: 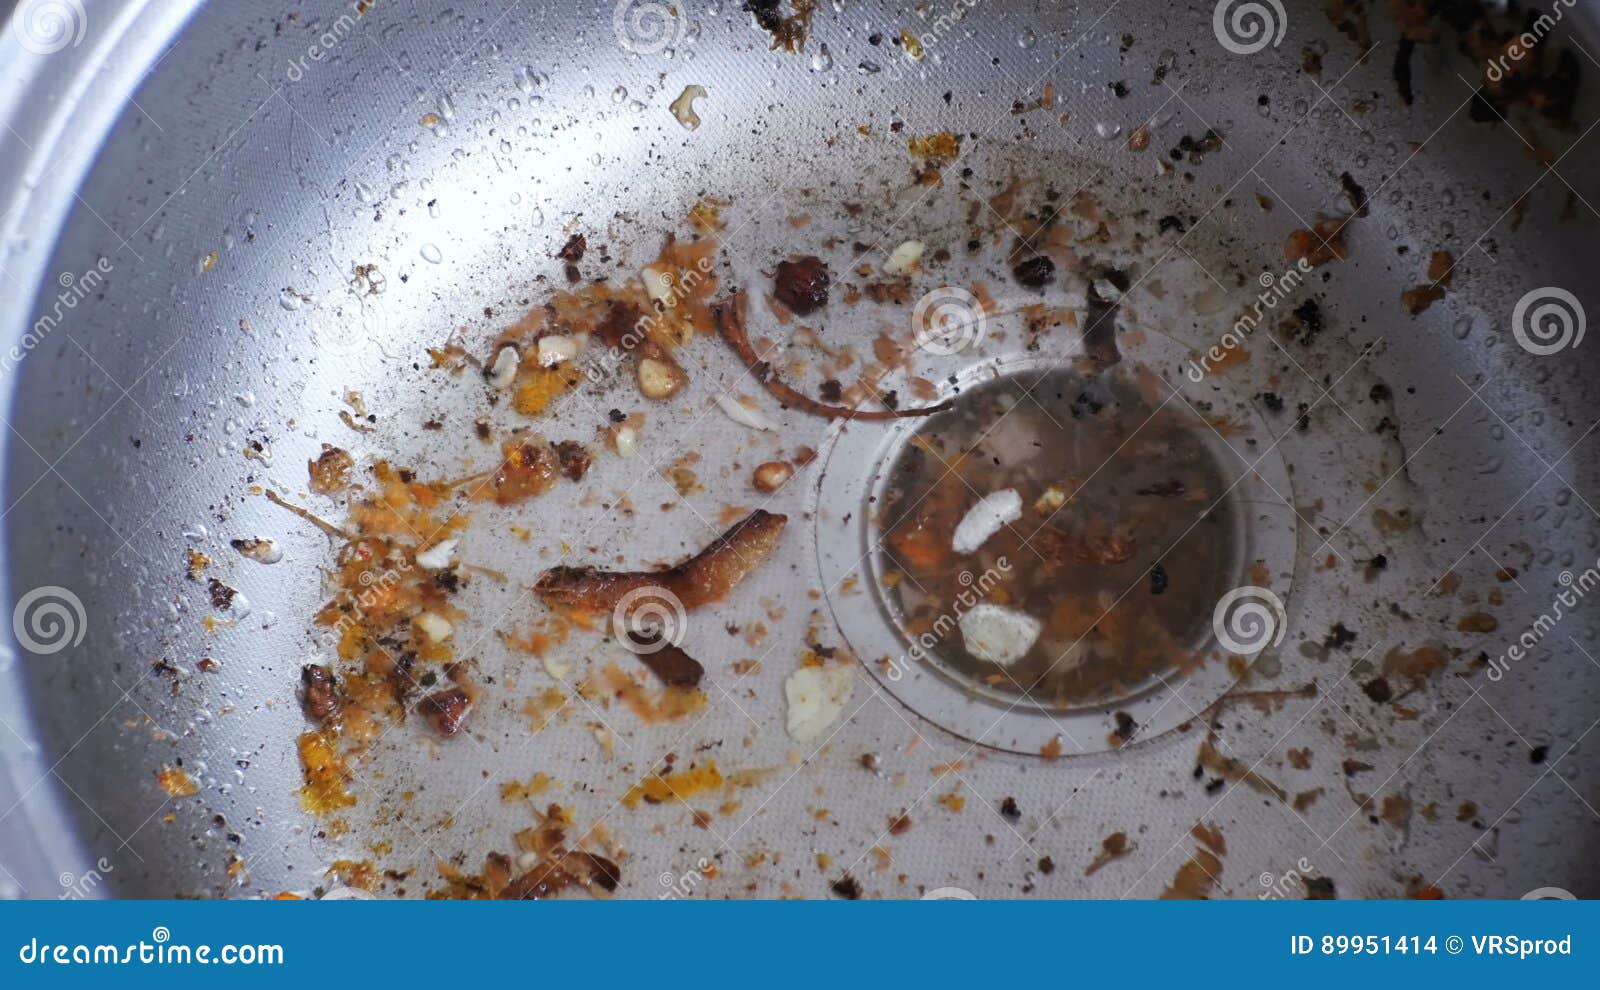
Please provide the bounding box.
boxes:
[1017,28,1037,49]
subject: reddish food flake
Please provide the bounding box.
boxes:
[773,256,831,315]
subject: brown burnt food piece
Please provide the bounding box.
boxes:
[206,578,237,611]
[307,444,354,494]
[595,297,689,399]
[628,633,706,688]
[301,664,342,724]
[534,509,788,615]
[501,850,621,900]
[556,233,587,262]
[418,687,473,736]
[500,860,576,900]
[773,255,831,315]
[554,440,593,481]
[829,874,862,899]
[1082,265,1128,366]
[715,292,953,420]
[1012,255,1056,288]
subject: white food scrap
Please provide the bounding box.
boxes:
[670,85,707,131]
[488,345,520,389]
[883,239,925,276]
[958,604,1041,667]
[952,488,1022,554]
[785,662,855,743]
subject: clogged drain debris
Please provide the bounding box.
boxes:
[878,363,1241,708]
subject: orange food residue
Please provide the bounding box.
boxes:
[623,761,725,808]
[156,767,198,798]
[296,730,357,814]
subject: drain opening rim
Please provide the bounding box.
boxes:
[812,338,1298,758]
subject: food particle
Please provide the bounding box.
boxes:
[958,604,1042,667]
[883,239,926,276]
[952,488,1022,554]
[752,460,794,493]
[784,660,854,743]
[669,85,707,130]
[488,345,520,389]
